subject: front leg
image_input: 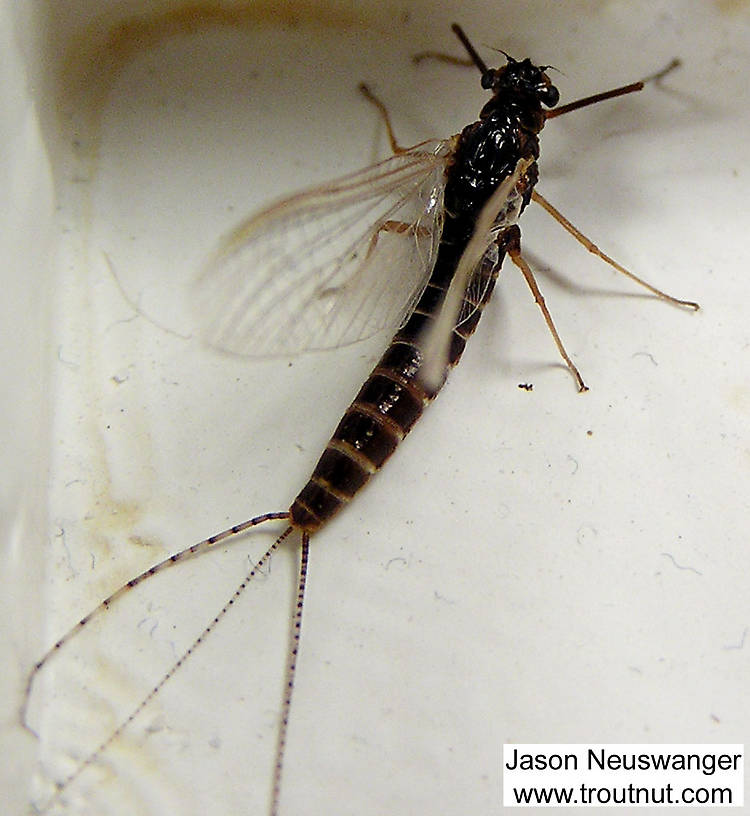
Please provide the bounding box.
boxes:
[501,225,589,392]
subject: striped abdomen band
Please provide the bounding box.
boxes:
[289,232,511,532]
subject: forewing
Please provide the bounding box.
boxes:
[193,139,453,356]
[417,156,531,392]
[455,165,528,331]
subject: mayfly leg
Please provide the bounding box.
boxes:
[544,58,681,120]
[526,58,700,313]
[412,23,489,71]
[358,82,407,155]
[531,190,700,310]
[496,52,695,389]
[356,83,440,255]
[504,227,590,392]
[412,23,482,69]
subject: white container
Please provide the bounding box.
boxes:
[2,2,748,814]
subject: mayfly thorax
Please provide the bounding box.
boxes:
[23,23,698,815]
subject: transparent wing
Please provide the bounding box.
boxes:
[455,160,530,330]
[194,139,453,356]
[417,157,531,391]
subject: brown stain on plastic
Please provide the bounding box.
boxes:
[715,0,750,14]
[95,1,361,68]
[52,2,366,191]
[60,1,364,102]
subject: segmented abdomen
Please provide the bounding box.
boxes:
[289,228,516,532]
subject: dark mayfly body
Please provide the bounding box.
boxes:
[24,24,697,815]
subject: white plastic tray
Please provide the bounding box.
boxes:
[2,2,748,814]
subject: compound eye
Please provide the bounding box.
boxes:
[481,69,496,90]
[539,83,559,107]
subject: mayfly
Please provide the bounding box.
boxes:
[24,23,698,815]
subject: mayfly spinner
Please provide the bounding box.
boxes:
[24,23,698,815]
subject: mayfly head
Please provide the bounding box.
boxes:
[481,57,560,109]
[450,23,559,109]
